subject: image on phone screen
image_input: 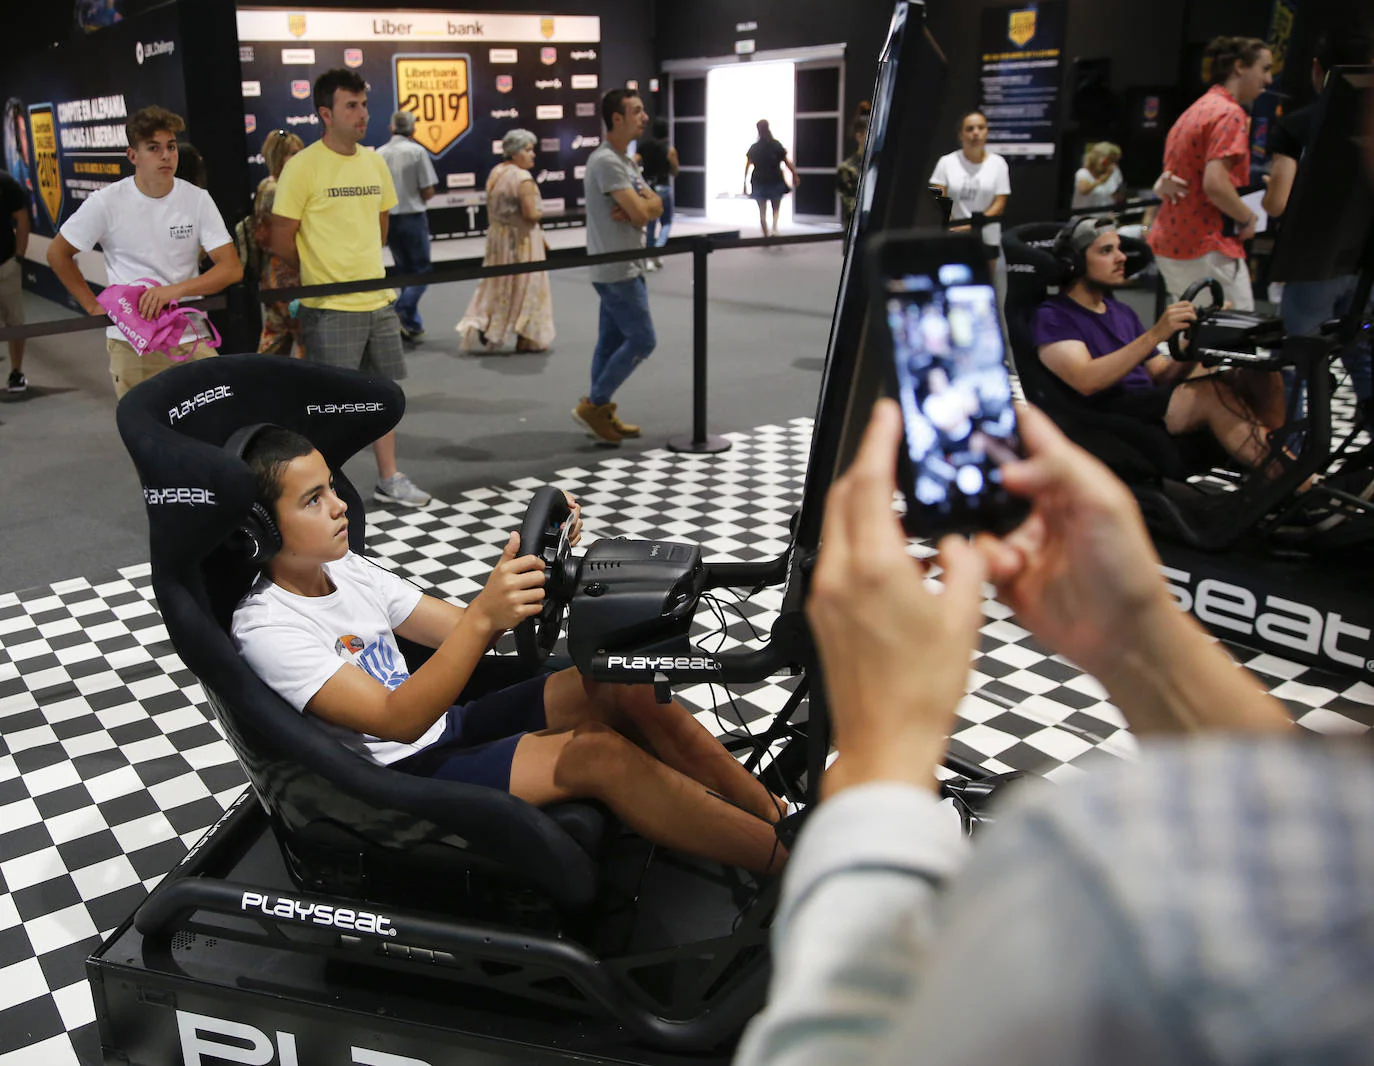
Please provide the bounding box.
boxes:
[884,264,1020,523]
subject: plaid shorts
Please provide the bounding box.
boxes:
[298,304,407,380]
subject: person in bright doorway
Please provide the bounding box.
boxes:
[743,119,799,239]
[1147,36,1273,311]
[929,109,1011,272]
[0,167,30,392]
[269,68,431,509]
[47,105,242,398]
[636,116,678,270]
[378,109,437,344]
[574,88,662,445]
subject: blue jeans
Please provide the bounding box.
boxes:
[387,212,432,333]
[645,183,674,248]
[590,277,656,405]
[1281,276,1372,405]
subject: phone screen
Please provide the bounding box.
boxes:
[882,258,1024,533]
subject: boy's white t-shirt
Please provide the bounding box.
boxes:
[59,176,233,343]
[929,149,1011,249]
[1071,166,1124,211]
[231,552,439,765]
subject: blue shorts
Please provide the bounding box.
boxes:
[391,674,548,791]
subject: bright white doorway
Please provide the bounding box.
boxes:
[705,60,795,232]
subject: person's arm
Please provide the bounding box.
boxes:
[419,153,438,203]
[379,210,389,246]
[306,533,547,743]
[984,193,1008,218]
[269,214,301,266]
[1202,157,1256,237]
[45,233,103,315]
[136,242,244,320]
[974,405,1292,736]
[609,185,661,227]
[1075,170,1097,195]
[1152,170,1189,204]
[420,184,436,203]
[667,145,680,177]
[783,154,800,188]
[743,155,753,194]
[12,208,28,260]
[1037,301,1194,395]
[518,178,542,222]
[1261,153,1297,219]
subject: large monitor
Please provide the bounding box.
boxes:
[1269,66,1374,284]
[786,0,949,600]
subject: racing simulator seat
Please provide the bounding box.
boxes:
[1002,221,1333,552]
[110,354,788,1052]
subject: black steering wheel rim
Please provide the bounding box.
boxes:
[514,485,573,667]
[1168,277,1225,360]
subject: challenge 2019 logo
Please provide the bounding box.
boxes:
[1007,7,1037,47]
[27,104,60,226]
[393,53,471,157]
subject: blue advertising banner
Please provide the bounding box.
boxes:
[236,9,603,234]
[977,2,1066,160]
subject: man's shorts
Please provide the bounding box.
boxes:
[1155,251,1255,312]
[298,304,407,381]
[107,337,217,399]
[390,674,548,791]
[1091,382,1178,424]
[0,257,24,329]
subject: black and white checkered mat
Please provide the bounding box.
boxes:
[1,417,1371,1065]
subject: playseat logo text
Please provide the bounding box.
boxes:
[177,1010,434,1065]
[1162,566,1373,672]
[240,890,399,935]
[168,384,233,423]
[606,655,721,672]
[306,402,385,415]
[144,487,216,506]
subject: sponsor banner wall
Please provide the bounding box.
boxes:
[977,2,1065,160]
[0,4,188,303]
[238,8,602,233]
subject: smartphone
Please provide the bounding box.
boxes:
[868,229,1029,537]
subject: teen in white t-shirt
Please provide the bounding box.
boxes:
[929,109,1012,254]
[228,426,789,875]
[46,105,241,396]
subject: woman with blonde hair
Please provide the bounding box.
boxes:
[254,128,305,356]
[457,128,555,353]
[1072,141,1124,211]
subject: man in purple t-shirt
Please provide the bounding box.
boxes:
[1032,217,1285,473]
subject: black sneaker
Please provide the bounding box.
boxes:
[5,370,25,393]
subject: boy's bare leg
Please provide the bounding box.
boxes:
[544,671,785,823]
[510,725,786,874]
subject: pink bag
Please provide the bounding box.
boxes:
[96,277,222,361]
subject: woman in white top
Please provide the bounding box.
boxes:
[929,109,1011,265]
[1071,141,1125,211]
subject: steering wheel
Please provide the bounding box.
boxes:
[1168,277,1225,360]
[514,485,575,667]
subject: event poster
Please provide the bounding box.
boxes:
[977,2,1066,160]
[1,4,186,240]
[236,9,603,233]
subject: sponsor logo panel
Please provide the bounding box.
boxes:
[395,54,471,155]
[535,104,564,120]
[540,46,557,65]
[242,80,262,97]
[29,105,61,226]
[489,47,517,64]
[344,47,364,67]
[539,137,560,152]
[282,47,316,64]
[571,73,598,90]
[496,74,513,93]
[571,134,600,150]
[290,80,311,100]
[490,107,518,119]
[575,101,597,117]
[447,172,476,188]
[571,49,597,61]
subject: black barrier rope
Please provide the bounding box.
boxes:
[0,228,844,453]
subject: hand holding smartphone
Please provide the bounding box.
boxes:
[868,229,1028,537]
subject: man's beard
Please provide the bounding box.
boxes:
[1080,273,1123,298]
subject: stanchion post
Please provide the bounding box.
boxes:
[668,236,731,454]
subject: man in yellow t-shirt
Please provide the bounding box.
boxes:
[270,68,430,508]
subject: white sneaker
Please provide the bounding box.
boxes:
[374,472,432,508]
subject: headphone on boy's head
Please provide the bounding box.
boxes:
[223,422,284,565]
[1052,214,1116,282]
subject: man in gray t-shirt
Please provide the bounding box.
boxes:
[573,89,663,445]
[378,110,438,340]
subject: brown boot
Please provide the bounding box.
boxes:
[607,402,641,438]
[572,397,623,444]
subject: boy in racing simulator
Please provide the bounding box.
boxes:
[1035,216,1288,475]
[229,425,787,875]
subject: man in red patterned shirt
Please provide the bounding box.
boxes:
[1147,37,1273,311]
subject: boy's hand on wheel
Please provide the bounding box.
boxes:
[470,532,547,634]
[807,399,988,799]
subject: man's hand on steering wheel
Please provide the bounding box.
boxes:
[469,532,547,635]
[1150,301,1198,347]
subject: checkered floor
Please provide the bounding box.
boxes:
[3,417,1373,1065]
